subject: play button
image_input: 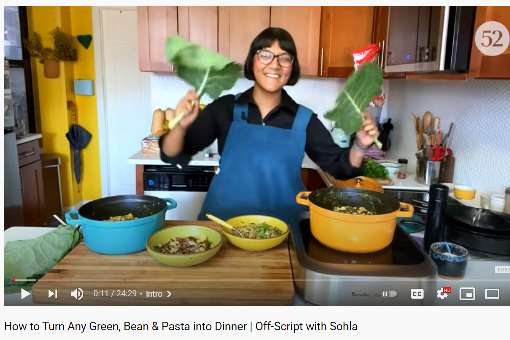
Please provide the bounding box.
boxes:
[21,288,31,300]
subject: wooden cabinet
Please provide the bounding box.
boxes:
[218,7,270,65]
[469,6,510,79]
[319,6,375,78]
[138,6,219,73]
[138,6,178,72]
[17,140,45,226]
[270,7,322,76]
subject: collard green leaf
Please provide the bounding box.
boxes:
[165,36,241,99]
[4,225,79,281]
[324,62,383,145]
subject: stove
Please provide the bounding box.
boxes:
[288,213,437,306]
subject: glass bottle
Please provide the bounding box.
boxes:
[14,104,26,137]
[504,187,510,214]
[397,158,408,179]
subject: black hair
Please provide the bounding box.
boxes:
[243,27,300,86]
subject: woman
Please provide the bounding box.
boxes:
[159,27,379,223]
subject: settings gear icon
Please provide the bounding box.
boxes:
[437,289,448,299]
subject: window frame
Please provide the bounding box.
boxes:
[5,6,36,133]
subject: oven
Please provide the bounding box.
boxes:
[142,165,215,220]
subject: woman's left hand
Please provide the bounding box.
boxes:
[355,112,380,148]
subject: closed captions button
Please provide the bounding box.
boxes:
[411,289,424,299]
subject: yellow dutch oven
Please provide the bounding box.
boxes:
[296,187,413,253]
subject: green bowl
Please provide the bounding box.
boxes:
[146,226,223,267]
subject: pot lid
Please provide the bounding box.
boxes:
[332,176,384,193]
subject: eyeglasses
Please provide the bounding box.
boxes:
[256,50,294,68]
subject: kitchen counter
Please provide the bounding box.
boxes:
[128,150,219,166]
[6,226,508,307]
[15,133,42,145]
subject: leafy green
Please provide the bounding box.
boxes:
[364,159,389,179]
[4,225,80,292]
[324,62,383,148]
[165,36,242,129]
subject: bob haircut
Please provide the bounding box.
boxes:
[243,27,301,86]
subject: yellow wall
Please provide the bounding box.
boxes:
[28,6,102,208]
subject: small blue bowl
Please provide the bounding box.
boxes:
[430,242,469,279]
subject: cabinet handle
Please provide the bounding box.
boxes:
[320,48,324,76]
[20,173,24,193]
[381,40,385,70]
[19,151,35,158]
[171,64,175,72]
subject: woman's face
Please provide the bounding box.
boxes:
[252,41,293,93]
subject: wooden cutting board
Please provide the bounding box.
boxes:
[32,221,294,306]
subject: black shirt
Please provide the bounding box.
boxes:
[159,87,364,180]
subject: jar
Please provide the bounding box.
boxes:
[490,194,505,212]
[397,158,408,179]
[504,187,510,214]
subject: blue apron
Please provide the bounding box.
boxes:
[197,93,312,225]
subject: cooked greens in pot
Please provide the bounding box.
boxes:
[333,206,375,215]
[153,236,214,254]
[234,223,283,239]
[104,213,138,221]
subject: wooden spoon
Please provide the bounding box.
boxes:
[422,111,432,133]
[411,113,422,150]
[206,214,244,238]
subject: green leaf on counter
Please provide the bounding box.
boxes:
[164,36,242,129]
[324,62,383,148]
[364,159,389,179]
[4,225,80,286]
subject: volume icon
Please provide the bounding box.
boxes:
[71,288,83,300]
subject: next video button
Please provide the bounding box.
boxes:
[495,266,510,274]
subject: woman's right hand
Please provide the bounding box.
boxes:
[174,90,201,129]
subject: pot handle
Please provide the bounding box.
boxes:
[296,191,311,206]
[163,198,177,210]
[396,203,414,218]
[65,211,84,225]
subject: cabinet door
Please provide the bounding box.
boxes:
[178,7,219,52]
[372,6,389,70]
[469,6,510,78]
[270,6,321,76]
[138,6,178,72]
[20,161,45,227]
[218,7,270,65]
[320,6,375,78]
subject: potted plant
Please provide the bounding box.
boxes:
[24,27,77,78]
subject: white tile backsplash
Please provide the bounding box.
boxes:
[151,74,390,153]
[386,78,510,194]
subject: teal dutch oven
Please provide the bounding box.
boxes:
[65,195,177,255]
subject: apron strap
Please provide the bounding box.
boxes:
[233,93,248,122]
[292,105,313,132]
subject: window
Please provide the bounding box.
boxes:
[4,6,36,133]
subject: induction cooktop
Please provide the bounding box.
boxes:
[288,212,437,306]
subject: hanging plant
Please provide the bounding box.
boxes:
[23,27,77,78]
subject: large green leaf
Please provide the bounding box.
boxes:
[4,225,80,281]
[324,62,383,145]
[165,36,241,99]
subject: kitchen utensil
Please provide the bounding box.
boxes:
[412,114,422,150]
[422,111,432,134]
[146,225,223,267]
[442,123,454,148]
[397,215,425,233]
[428,146,447,161]
[416,159,441,185]
[206,214,244,238]
[444,205,510,256]
[454,185,476,200]
[31,220,295,306]
[295,187,414,253]
[53,214,67,225]
[222,215,289,251]
[423,184,449,253]
[332,176,384,192]
[64,195,177,255]
[430,242,468,280]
